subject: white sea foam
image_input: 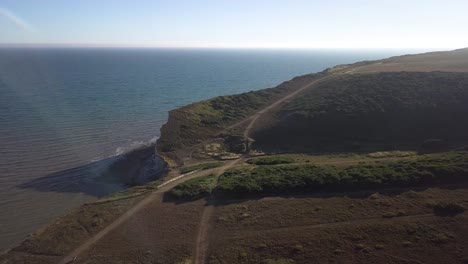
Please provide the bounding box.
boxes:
[114,136,158,157]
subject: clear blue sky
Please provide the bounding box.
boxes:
[1,0,467,49]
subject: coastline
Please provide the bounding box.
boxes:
[0,143,167,253]
[0,144,179,257]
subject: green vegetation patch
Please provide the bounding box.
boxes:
[180,162,223,174]
[217,152,468,196]
[169,174,217,200]
[247,156,295,165]
[195,90,274,127]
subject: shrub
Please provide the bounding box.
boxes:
[433,202,466,216]
[264,259,295,264]
[402,241,412,247]
[374,244,385,250]
[169,174,217,200]
[355,243,366,250]
[430,233,450,244]
[334,249,345,254]
[382,212,397,218]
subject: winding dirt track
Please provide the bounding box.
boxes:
[193,159,241,264]
[242,74,335,139]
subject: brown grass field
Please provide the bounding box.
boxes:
[2,153,468,264]
[207,188,468,264]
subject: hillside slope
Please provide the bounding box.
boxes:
[252,71,468,152]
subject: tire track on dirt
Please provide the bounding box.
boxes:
[193,159,241,264]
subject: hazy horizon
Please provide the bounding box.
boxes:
[0,43,437,52]
[1,0,467,50]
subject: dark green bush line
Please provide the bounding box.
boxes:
[216,152,468,196]
[180,162,223,174]
[247,156,294,165]
[169,174,217,200]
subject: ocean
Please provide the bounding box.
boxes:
[0,48,409,250]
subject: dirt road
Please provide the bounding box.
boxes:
[242,75,333,139]
[193,159,241,264]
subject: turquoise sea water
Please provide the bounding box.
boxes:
[0,48,408,250]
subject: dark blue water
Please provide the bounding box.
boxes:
[0,48,408,250]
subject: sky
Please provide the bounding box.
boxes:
[0,0,467,50]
